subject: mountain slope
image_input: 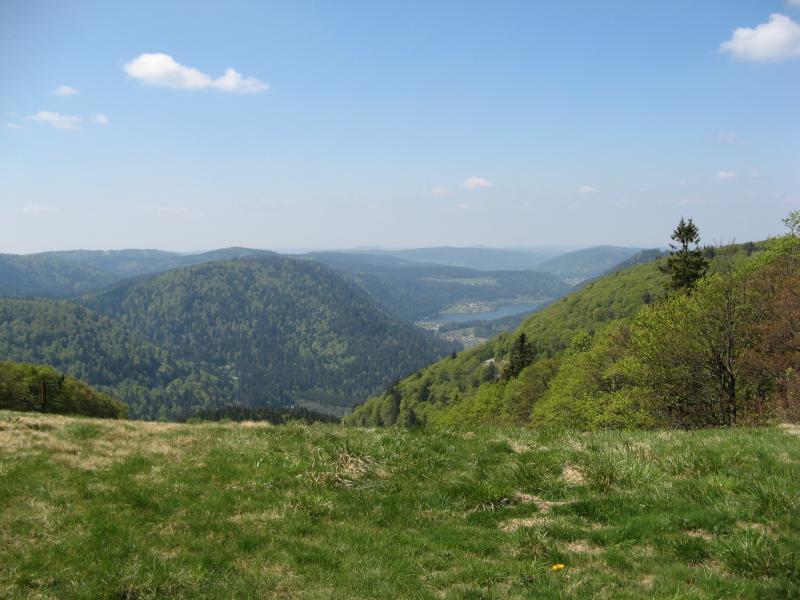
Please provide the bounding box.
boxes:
[346,255,668,425]
[0,254,116,298]
[82,256,450,413]
[537,245,644,284]
[0,298,203,418]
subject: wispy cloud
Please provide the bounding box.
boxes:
[53,85,78,96]
[432,187,451,197]
[21,204,59,214]
[718,131,743,145]
[23,111,81,130]
[124,53,269,93]
[716,170,737,180]
[577,185,598,195]
[461,176,492,190]
[156,206,190,215]
[4,123,23,130]
[721,14,800,61]
[93,113,110,125]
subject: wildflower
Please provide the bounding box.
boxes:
[551,563,565,571]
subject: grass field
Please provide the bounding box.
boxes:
[1,411,799,599]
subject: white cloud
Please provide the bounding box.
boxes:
[718,131,743,145]
[93,113,110,125]
[432,187,451,197]
[461,176,492,189]
[123,53,269,93]
[21,204,59,214]
[720,14,800,61]
[4,123,22,130]
[24,111,81,130]
[577,185,598,195]
[53,85,78,96]
[156,206,190,215]
[716,170,737,180]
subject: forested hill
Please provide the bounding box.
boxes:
[0,254,116,298]
[39,247,278,279]
[0,256,451,419]
[536,245,644,284]
[81,256,451,414]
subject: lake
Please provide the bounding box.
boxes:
[426,301,546,325]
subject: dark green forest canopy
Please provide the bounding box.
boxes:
[0,257,451,420]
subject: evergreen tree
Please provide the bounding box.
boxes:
[503,333,537,380]
[662,218,708,292]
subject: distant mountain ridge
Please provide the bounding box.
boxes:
[358,246,559,271]
[536,245,644,284]
[303,251,572,323]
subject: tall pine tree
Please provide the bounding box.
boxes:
[662,218,709,292]
[503,333,537,380]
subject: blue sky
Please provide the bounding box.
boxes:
[1,0,798,253]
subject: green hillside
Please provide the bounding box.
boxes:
[0,361,127,418]
[2,411,798,599]
[346,255,668,426]
[0,254,116,298]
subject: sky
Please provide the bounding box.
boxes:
[1,0,798,253]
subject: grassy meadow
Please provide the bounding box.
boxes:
[1,411,799,599]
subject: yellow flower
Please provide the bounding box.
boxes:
[550,563,565,571]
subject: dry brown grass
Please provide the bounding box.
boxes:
[562,465,586,485]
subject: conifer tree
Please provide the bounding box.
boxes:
[662,218,709,292]
[503,333,536,380]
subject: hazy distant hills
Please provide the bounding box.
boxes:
[38,247,278,279]
[360,246,559,271]
[536,245,644,284]
[304,252,572,322]
[0,254,117,298]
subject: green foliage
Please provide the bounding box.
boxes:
[531,236,800,429]
[531,322,656,429]
[783,209,800,236]
[0,361,127,418]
